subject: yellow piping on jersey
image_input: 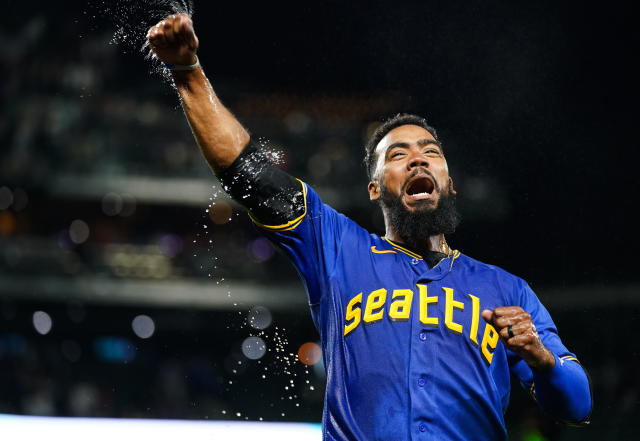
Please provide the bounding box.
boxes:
[250,179,308,231]
[384,238,461,269]
[560,355,580,364]
[383,238,423,260]
[448,250,461,272]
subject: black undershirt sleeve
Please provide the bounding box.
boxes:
[217,139,306,226]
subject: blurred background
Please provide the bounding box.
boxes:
[1,0,638,439]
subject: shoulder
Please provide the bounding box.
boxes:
[303,182,375,240]
[455,253,529,291]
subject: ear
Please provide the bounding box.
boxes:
[368,181,381,201]
[448,177,457,195]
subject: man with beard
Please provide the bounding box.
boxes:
[147,14,592,441]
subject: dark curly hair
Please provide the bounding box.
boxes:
[363,113,440,180]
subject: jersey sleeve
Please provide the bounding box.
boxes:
[251,180,349,306]
[508,281,592,425]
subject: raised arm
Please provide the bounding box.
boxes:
[147,13,249,173]
[147,14,304,225]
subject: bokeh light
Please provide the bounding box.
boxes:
[131,314,155,339]
[120,194,136,217]
[32,311,53,335]
[159,233,184,257]
[93,337,136,362]
[57,229,74,250]
[0,211,16,235]
[0,186,14,209]
[241,336,267,360]
[297,342,322,366]
[101,192,123,216]
[69,219,90,244]
[247,305,272,330]
[248,237,275,262]
[209,201,232,224]
[307,153,331,178]
[102,193,135,217]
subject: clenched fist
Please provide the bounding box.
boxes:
[147,13,199,66]
[482,306,555,371]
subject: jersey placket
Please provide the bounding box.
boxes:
[409,258,450,439]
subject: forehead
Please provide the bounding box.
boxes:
[374,124,438,158]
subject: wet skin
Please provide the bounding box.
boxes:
[367,124,456,212]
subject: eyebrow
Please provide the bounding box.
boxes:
[384,139,442,157]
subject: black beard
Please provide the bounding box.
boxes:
[380,189,460,250]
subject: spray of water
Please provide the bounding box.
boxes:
[91,0,317,420]
[201,140,315,420]
[90,0,193,80]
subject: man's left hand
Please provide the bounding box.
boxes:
[481,306,555,371]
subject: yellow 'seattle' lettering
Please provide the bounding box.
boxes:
[363,288,387,324]
[418,284,438,327]
[344,286,503,367]
[344,292,362,336]
[468,294,480,346]
[389,289,413,321]
[481,323,500,365]
[444,287,464,335]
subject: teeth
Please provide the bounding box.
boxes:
[412,192,429,197]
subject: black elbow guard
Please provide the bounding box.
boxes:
[217,139,305,226]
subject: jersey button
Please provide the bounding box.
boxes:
[418,378,425,387]
[419,424,426,432]
[419,331,428,341]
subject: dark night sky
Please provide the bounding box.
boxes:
[4,0,639,284]
[196,0,640,284]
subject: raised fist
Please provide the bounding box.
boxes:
[147,13,199,66]
[482,306,555,371]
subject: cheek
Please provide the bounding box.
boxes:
[434,167,450,190]
[382,167,404,192]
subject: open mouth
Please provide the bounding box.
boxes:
[404,175,435,199]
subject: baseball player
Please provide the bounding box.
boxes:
[147,14,592,441]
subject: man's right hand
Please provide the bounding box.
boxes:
[147,13,199,66]
[147,13,250,174]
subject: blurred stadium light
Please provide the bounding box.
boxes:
[0,414,322,441]
[0,276,305,310]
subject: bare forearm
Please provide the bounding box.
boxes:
[148,13,248,173]
[172,68,250,174]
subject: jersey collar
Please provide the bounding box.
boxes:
[380,237,462,277]
[382,237,423,260]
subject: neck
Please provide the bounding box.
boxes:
[385,225,451,255]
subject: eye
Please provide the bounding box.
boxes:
[389,151,405,159]
[423,148,440,156]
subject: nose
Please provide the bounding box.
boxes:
[407,149,429,170]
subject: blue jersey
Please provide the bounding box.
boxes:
[254,181,591,441]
